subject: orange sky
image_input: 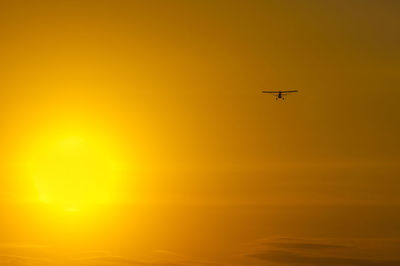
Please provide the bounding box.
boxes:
[0,1,399,265]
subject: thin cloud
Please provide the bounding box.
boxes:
[245,237,400,266]
[265,242,347,250]
[249,250,400,266]
[0,244,225,266]
[0,254,51,266]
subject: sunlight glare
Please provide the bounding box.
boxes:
[26,133,122,212]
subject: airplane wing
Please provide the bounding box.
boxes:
[281,90,298,93]
[261,91,280,93]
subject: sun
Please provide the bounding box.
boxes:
[27,135,121,211]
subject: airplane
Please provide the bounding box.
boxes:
[261,90,298,100]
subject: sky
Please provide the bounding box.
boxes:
[0,0,399,265]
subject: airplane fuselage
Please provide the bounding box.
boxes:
[276,91,284,100]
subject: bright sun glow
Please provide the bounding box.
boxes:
[26,134,122,212]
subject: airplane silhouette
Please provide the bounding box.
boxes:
[262,90,298,100]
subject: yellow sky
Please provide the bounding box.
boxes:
[0,1,399,265]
